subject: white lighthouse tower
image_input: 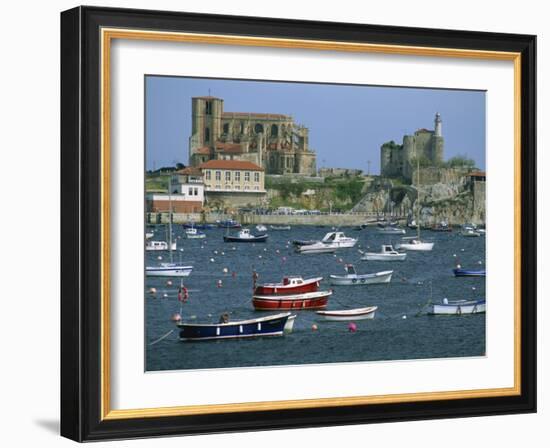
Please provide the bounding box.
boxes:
[434,112,442,137]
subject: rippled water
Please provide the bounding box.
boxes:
[145,225,486,371]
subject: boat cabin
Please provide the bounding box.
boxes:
[322,232,346,242]
[282,276,304,286]
[344,264,357,275]
[147,241,167,249]
[381,244,397,254]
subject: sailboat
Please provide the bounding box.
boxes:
[146,179,193,277]
[395,157,434,251]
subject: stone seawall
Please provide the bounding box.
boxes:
[147,212,397,226]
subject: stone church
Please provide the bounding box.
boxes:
[381,113,444,181]
[188,96,317,176]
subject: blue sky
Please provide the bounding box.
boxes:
[145,76,485,174]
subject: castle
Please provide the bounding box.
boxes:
[188,96,317,176]
[381,113,444,181]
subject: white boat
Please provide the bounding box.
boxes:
[146,263,193,277]
[460,229,481,237]
[320,231,357,248]
[396,158,435,251]
[185,227,206,239]
[146,179,192,277]
[146,240,176,251]
[361,245,407,261]
[316,306,378,321]
[270,225,291,231]
[296,241,336,254]
[329,264,393,285]
[427,298,486,315]
[378,226,406,235]
[145,231,154,239]
[395,237,434,251]
[255,224,268,232]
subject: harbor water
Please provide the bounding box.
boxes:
[145,225,486,371]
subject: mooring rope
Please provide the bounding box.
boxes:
[148,329,175,346]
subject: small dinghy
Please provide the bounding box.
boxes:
[316,306,378,321]
[146,240,176,251]
[453,267,486,277]
[255,224,268,232]
[270,225,291,231]
[329,264,393,285]
[217,219,242,229]
[185,227,206,239]
[395,237,434,251]
[460,228,482,237]
[361,245,407,261]
[252,290,332,310]
[427,298,485,315]
[223,228,268,243]
[378,226,406,235]
[178,312,296,341]
[146,263,193,277]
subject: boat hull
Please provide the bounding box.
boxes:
[428,300,485,315]
[252,291,332,310]
[361,253,407,261]
[178,313,295,341]
[223,234,268,243]
[396,242,434,251]
[453,268,486,277]
[316,306,377,321]
[329,271,392,285]
[146,265,193,277]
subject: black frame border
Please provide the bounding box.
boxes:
[61,6,536,442]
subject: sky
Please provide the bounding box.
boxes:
[145,76,486,174]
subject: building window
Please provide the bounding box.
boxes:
[223,123,229,134]
[205,101,212,115]
[188,187,193,195]
[225,171,231,181]
[271,124,278,137]
[205,171,211,181]
[240,122,244,133]
[254,186,259,190]
[254,123,263,134]
[193,188,198,196]
[215,184,221,190]
[234,185,240,190]
[254,172,260,183]
[235,171,240,181]
[215,171,221,181]
[205,127,210,143]
[244,171,250,182]
[244,186,250,191]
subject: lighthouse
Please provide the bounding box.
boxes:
[434,112,442,137]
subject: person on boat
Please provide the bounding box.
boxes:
[219,312,230,324]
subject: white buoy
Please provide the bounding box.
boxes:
[258,255,262,259]
[162,293,168,298]
[478,260,483,264]
[223,267,229,274]
[221,251,225,255]
[402,315,407,319]
[214,250,218,255]
[157,255,162,260]
[166,280,173,286]
[149,287,157,294]
[210,258,215,262]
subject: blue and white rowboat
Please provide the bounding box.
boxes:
[453,268,486,277]
[177,312,296,341]
[427,298,485,315]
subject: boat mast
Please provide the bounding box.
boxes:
[168,176,173,263]
[416,156,421,240]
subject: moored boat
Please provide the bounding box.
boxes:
[146,240,176,251]
[223,228,268,243]
[270,225,291,231]
[329,264,393,285]
[427,298,485,315]
[321,231,357,248]
[254,276,323,295]
[255,224,268,232]
[295,241,336,254]
[395,237,434,251]
[252,290,332,310]
[217,219,242,229]
[316,306,378,321]
[361,245,407,261]
[177,312,296,341]
[453,267,486,277]
[146,263,193,277]
[185,227,206,239]
[460,228,481,237]
[378,226,406,235]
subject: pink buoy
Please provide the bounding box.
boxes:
[348,322,357,333]
[311,324,318,331]
[171,313,182,322]
[232,271,237,278]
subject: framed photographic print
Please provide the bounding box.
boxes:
[60,6,536,442]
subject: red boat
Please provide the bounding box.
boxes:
[253,275,323,296]
[252,290,332,311]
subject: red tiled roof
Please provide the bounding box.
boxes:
[215,143,243,153]
[221,112,290,119]
[175,166,203,176]
[198,160,264,171]
[470,171,486,177]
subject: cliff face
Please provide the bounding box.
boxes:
[352,170,485,225]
